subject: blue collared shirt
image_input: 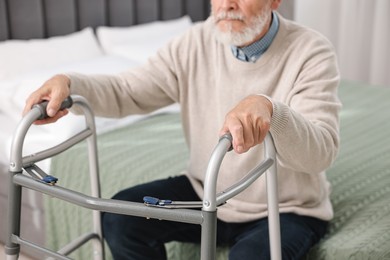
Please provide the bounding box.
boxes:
[231,12,279,63]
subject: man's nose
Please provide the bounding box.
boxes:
[220,0,238,11]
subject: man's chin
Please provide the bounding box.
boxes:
[217,20,245,34]
[212,18,256,46]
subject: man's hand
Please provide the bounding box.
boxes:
[220,95,273,154]
[23,74,71,125]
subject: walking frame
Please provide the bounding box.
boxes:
[5,95,281,260]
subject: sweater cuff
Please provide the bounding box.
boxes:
[257,94,274,116]
[256,94,290,137]
[66,72,87,115]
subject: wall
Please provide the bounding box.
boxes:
[294,0,390,87]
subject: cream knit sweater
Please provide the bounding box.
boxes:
[69,14,341,223]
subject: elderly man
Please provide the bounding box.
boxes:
[24,0,340,259]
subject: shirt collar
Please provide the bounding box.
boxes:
[231,11,279,63]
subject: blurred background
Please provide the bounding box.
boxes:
[287,0,390,88]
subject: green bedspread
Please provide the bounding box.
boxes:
[48,81,390,259]
[306,82,390,260]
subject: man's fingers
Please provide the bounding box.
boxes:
[221,117,247,153]
[33,110,69,125]
[47,98,63,117]
[22,74,71,121]
[23,92,47,116]
[220,95,273,154]
[46,79,71,117]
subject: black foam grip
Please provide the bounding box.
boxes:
[33,96,73,120]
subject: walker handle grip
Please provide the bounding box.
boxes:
[32,96,74,120]
[219,133,233,151]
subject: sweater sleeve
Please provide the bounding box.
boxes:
[67,37,186,118]
[269,30,341,175]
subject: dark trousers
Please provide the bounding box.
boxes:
[102,175,328,260]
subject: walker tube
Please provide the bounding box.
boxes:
[12,173,203,224]
[6,97,74,259]
[6,95,105,260]
[265,134,281,260]
[201,132,281,260]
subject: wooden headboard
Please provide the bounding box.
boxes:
[0,0,211,40]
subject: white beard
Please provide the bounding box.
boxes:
[212,7,271,46]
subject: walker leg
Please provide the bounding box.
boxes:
[91,210,104,260]
[266,168,281,260]
[200,211,217,260]
[265,134,281,260]
[5,173,22,260]
[87,126,104,260]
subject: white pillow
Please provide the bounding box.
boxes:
[0,27,103,81]
[97,16,192,63]
[1,55,140,116]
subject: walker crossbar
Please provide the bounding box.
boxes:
[13,173,204,225]
[6,95,281,260]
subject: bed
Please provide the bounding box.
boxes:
[0,0,210,257]
[1,1,390,260]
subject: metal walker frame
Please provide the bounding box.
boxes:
[5,95,281,260]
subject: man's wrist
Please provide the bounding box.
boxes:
[257,94,274,116]
[57,74,71,88]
